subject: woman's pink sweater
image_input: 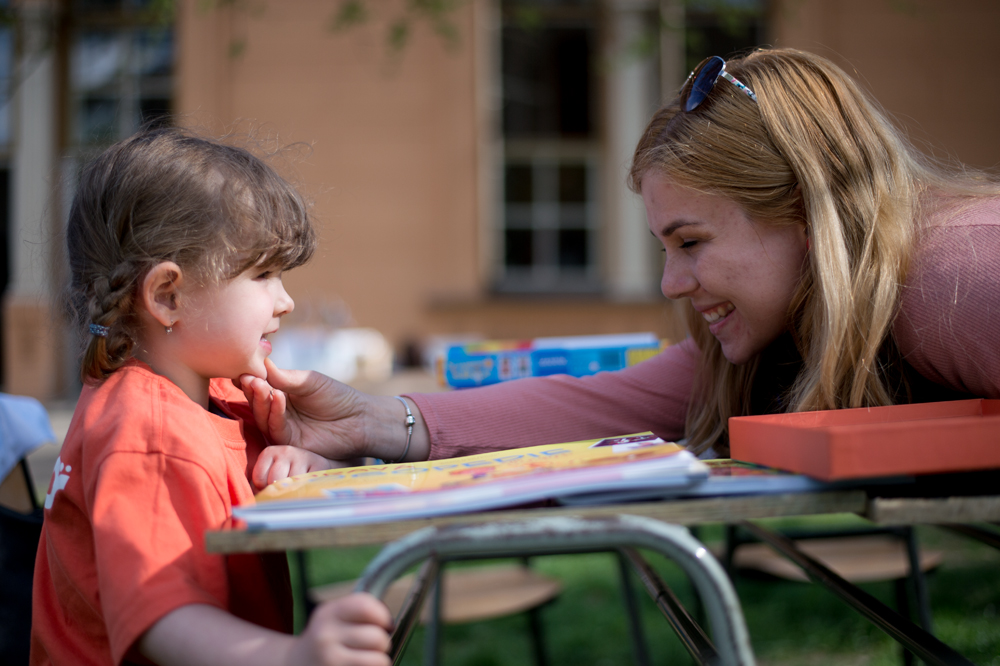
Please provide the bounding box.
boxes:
[410,198,1000,459]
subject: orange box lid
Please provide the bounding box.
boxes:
[729,399,1000,481]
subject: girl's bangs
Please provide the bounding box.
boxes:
[218,165,317,278]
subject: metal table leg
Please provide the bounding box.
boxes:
[423,567,443,666]
[383,558,440,663]
[355,515,756,665]
[939,523,1000,551]
[740,521,973,666]
[616,550,652,666]
[621,547,721,664]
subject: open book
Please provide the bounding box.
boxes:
[233,433,709,530]
[558,459,846,505]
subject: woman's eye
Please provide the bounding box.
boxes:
[256,271,273,280]
[679,240,698,249]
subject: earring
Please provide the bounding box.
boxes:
[165,322,173,334]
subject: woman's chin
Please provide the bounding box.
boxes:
[720,333,783,366]
[719,342,754,366]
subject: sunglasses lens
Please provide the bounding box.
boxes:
[684,56,725,112]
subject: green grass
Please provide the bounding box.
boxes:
[289,518,1000,665]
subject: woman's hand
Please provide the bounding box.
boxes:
[239,359,364,458]
[252,445,344,489]
[238,358,430,463]
[238,358,368,457]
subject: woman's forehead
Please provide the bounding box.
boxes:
[643,173,746,216]
[640,170,733,203]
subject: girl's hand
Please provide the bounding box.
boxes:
[252,445,340,489]
[138,597,392,666]
[286,593,393,666]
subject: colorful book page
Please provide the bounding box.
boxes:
[234,433,708,530]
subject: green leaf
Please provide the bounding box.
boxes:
[511,4,543,31]
[330,0,368,31]
[432,18,460,50]
[388,19,410,52]
[228,38,246,59]
[142,0,176,25]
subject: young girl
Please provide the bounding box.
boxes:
[32,128,392,666]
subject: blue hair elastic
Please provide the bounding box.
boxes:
[89,323,109,337]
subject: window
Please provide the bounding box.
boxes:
[495,0,765,296]
[498,0,600,294]
[69,0,173,150]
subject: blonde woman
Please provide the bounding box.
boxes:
[244,48,1000,472]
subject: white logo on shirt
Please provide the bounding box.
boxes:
[44,456,72,510]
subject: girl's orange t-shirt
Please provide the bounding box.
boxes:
[30,362,292,666]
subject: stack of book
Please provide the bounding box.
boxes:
[233,433,843,531]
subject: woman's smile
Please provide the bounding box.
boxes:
[701,302,735,325]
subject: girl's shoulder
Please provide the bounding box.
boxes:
[68,362,219,463]
[83,360,197,418]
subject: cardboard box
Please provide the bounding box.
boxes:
[442,334,665,388]
[729,399,1000,481]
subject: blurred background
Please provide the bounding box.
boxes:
[4,4,1000,663]
[2,0,1000,400]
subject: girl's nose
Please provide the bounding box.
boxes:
[660,260,697,300]
[275,282,294,317]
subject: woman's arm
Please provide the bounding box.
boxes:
[139,595,392,666]
[412,338,700,459]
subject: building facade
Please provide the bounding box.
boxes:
[5,0,1000,398]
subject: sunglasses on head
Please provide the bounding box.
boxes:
[681,56,758,112]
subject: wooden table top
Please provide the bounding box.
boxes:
[206,490,867,553]
[205,489,1000,554]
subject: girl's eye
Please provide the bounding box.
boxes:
[256,270,273,280]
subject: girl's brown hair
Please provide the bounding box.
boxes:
[629,48,1000,456]
[67,127,317,382]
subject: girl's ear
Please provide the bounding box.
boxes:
[140,261,184,328]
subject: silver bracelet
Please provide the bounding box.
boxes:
[388,396,415,464]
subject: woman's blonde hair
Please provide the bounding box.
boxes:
[67,127,317,383]
[629,48,998,456]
